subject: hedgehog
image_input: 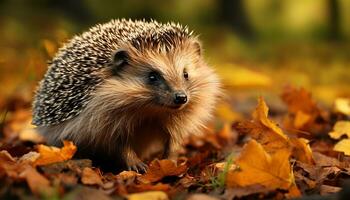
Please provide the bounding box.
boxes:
[32,19,221,172]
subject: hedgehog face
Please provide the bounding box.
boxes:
[106,39,218,116]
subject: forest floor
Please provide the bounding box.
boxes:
[1,84,350,200]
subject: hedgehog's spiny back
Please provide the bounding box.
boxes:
[32,19,193,126]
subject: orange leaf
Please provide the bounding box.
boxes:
[81,167,103,185]
[141,159,187,183]
[34,140,77,166]
[235,97,290,152]
[290,138,314,164]
[226,140,294,190]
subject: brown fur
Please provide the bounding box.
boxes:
[38,38,221,171]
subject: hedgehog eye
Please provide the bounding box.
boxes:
[183,71,189,80]
[148,71,160,83]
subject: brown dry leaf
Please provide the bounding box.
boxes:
[281,86,327,133]
[117,170,140,181]
[226,140,295,191]
[333,139,350,156]
[141,159,187,183]
[282,86,318,115]
[19,165,53,195]
[290,138,314,164]
[0,150,19,178]
[334,98,350,116]
[320,185,342,195]
[329,121,350,140]
[127,191,168,200]
[34,140,77,166]
[81,167,103,186]
[235,97,290,152]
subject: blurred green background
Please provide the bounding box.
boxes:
[0,0,350,111]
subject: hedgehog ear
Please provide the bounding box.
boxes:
[112,49,129,67]
[192,41,202,56]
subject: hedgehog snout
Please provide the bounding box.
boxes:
[173,91,187,105]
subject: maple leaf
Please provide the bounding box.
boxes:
[34,140,77,166]
[226,140,297,193]
[235,97,290,152]
[140,159,187,183]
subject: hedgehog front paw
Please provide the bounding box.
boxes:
[127,161,148,173]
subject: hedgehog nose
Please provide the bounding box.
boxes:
[174,91,187,105]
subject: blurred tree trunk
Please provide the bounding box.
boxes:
[218,0,254,40]
[327,0,341,41]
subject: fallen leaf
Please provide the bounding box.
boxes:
[281,86,328,135]
[334,98,350,116]
[320,185,342,195]
[141,159,187,183]
[117,170,139,181]
[34,140,77,166]
[294,111,311,129]
[127,191,168,200]
[290,138,314,164]
[329,121,350,140]
[334,139,350,155]
[81,167,103,186]
[226,140,294,191]
[281,86,318,115]
[19,165,53,195]
[235,97,290,152]
[0,150,18,178]
[312,152,341,167]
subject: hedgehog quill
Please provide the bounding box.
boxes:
[32,19,221,172]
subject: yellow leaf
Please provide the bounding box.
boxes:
[226,140,294,190]
[127,191,168,200]
[329,121,350,140]
[253,97,288,141]
[334,98,350,116]
[236,97,290,152]
[34,141,77,166]
[334,139,350,155]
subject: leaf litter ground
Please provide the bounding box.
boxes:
[1,86,350,200]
